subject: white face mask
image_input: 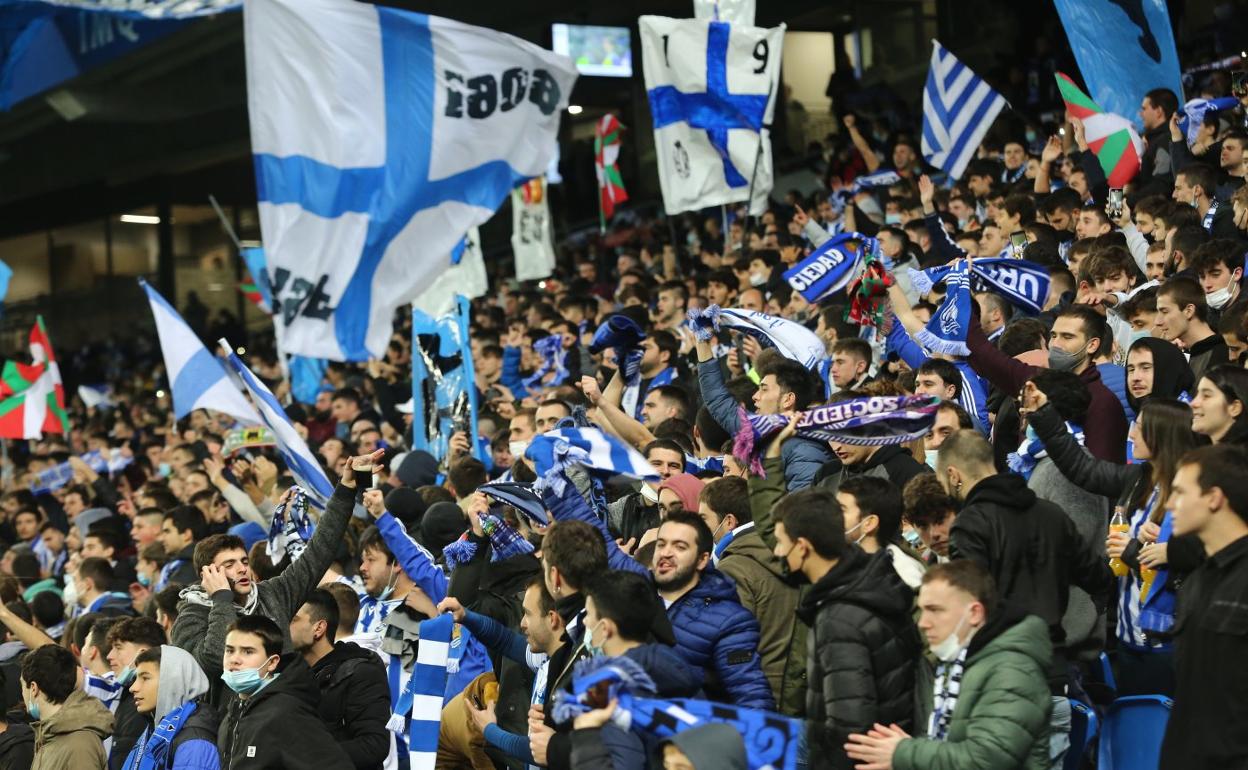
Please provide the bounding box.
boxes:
[639,483,660,504]
[1206,283,1238,310]
[62,575,79,608]
[749,272,767,287]
[924,449,940,470]
[508,440,529,459]
[931,607,973,662]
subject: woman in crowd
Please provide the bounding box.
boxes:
[1025,395,1203,695]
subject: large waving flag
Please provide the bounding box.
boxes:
[1053,0,1183,129]
[1057,72,1144,188]
[222,341,334,507]
[0,317,68,439]
[245,0,576,361]
[922,40,1007,180]
[141,280,260,424]
[639,16,784,215]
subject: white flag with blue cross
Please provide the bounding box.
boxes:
[639,16,784,216]
[921,40,1007,180]
[244,0,577,361]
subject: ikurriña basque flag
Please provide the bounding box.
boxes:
[245,0,577,361]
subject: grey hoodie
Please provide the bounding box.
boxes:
[667,723,747,770]
[154,645,210,724]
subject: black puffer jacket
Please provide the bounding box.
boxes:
[310,642,392,770]
[217,654,354,770]
[949,472,1114,679]
[798,547,922,769]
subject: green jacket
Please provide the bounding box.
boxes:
[746,455,808,716]
[893,614,1053,770]
[717,528,806,715]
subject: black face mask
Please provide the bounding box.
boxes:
[778,545,809,587]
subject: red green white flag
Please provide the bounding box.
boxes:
[0,316,68,438]
[595,114,628,231]
[1055,72,1143,188]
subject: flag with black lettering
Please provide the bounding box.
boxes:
[246,0,577,360]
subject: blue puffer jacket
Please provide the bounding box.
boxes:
[543,479,774,710]
[668,569,775,711]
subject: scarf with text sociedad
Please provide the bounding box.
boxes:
[908,258,1050,356]
[782,232,876,304]
[733,394,941,474]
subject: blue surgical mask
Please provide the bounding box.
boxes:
[137,573,151,588]
[117,667,136,687]
[158,462,172,479]
[1129,329,1151,346]
[902,528,924,550]
[884,213,903,225]
[924,448,939,470]
[222,658,276,695]
[581,620,606,658]
[24,697,38,721]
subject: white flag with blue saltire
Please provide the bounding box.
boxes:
[921,40,1007,180]
[141,280,260,424]
[245,0,577,361]
[638,16,784,216]
[221,340,334,507]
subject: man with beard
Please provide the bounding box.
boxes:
[170,451,378,695]
[936,430,1112,768]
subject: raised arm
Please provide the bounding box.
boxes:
[582,376,655,450]
[845,115,881,173]
[262,467,367,623]
[696,341,744,435]
[1027,402,1133,498]
[544,479,648,577]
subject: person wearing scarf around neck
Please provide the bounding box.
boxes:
[121,645,220,770]
[845,561,1052,770]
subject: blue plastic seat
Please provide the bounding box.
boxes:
[1097,695,1173,770]
[1064,699,1098,770]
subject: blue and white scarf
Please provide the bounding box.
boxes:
[712,521,755,566]
[735,394,941,474]
[590,315,647,417]
[478,481,548,526]
[685,306,827,370]
[525,428,658,496]
[782,232,872,305]
[521,334,569,392]
[390,613,454,770]
[928,648,968,741]
[553,655,802,770]
[124,701,198,770]
[1007,422,1085,480]
[685,454,725,476]
[847,169,902,194]
[267,487,315,564]
[441,512,535,569]
[1203,200,1219,233]
[908,258,1052,356]
[31,450,133,495]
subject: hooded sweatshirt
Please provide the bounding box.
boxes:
[123,645,219,770]
[32,690,115,770]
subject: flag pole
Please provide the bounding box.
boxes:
[740,83,773,257]
[208,195,243,252]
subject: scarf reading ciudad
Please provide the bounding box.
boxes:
[267,486,314,564]
[521,334,569,392]
[589,315,647,417]
[685,306,828,370]
[782,232,875,305]
[907,258,1051,356]
[1007,422,1085,480]
[734,394,941,475]
[553,655,803,770]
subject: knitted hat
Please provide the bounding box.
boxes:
[396,451,439,488]
[658,473,705,513]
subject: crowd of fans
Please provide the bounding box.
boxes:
[0,72,1244,770]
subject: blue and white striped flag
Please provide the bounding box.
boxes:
[389,613,454,770]
[921,40,1006,180]
[221,340,334,507]
[141,280,260,424]
[245,0,577,361]
[526,427,658,494]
